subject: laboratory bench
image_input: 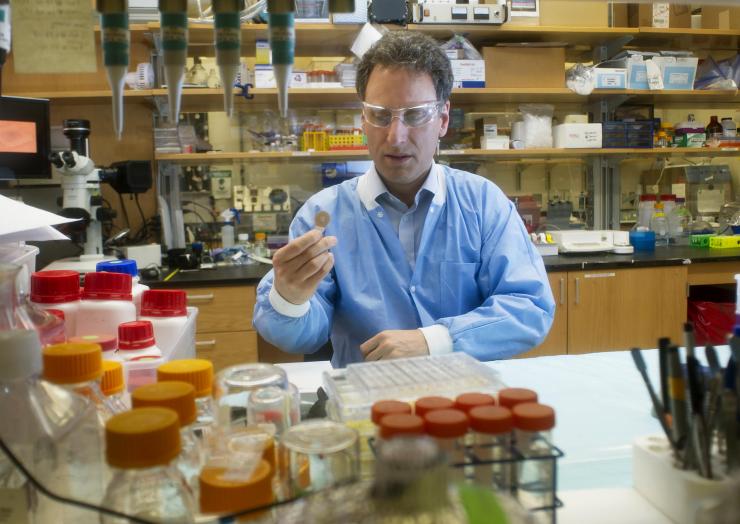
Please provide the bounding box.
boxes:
[142,246,740,367]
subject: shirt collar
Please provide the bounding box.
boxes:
[357,162,446,211]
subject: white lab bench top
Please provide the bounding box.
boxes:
[277,346,733,524]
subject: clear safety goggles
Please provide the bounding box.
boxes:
[362,101,445,128]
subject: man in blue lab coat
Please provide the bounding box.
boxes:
[253,32,554,367]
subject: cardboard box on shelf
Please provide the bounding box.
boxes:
[611,3,629,28]
[701,6,740,30]
[628,4,691,28]
[553,123,602,149]
[539,0,607,27]
[483,45,565,88]
[450,60,485,88]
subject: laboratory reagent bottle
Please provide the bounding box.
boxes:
[138,289,188,359]
[116,320,164,390]
[76,271,136,338]
[157,359,216,438]
[30,269,80,338]
[101,360,130,412]
[96,259,150,315]
[101,407,196,523]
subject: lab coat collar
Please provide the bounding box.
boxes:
[356,162,446,211]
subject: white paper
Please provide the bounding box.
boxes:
[0,195,76,242]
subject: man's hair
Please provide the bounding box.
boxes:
[356,32,454,102]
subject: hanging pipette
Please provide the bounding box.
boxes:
[158,0,188,124]
[267,0,295,118]
[97,0,130,140]
[212,0,244,118]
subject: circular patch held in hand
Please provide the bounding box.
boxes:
[314,210,331,229]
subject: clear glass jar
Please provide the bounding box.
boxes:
[378,413,425,440]
[371,399,412,430]
[414,396,455,417]
[468,405,514,490]
[512,402,556,513]
[102,408,195,523]
[650,202,670,245]
[497,387,538,411]
[423,409,469,483]
[215,362,288,427]
[157,359,216,438]
[247,386,294,436]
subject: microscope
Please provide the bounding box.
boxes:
[45,119,152,272]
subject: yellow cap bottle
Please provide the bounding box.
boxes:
[105,407,181,469]
[131,381,197,427]
[157,359,214,398]
[199,461,274,515]
[42,342,103,384]
[101,360,125,396]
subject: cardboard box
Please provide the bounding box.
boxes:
[450,59,485,88]
[539,1,607,27]
[481,136,510,150]
[628,4,691,28]
[702,7,740,30]
[594,68,626,89]
[611,3,629,28]
[483,46,565,88]
[553,123,602,149]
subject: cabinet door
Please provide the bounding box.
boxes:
[186,285,256,333]
[568,267,687,354]
[195,331,258,371]
[518,272,567,358]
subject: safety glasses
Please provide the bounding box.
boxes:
[362,101,445,128]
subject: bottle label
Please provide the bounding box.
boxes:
[0,487,30,524]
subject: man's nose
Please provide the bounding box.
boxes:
[386,116,409,146]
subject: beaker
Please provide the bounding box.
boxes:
[215,363,289,426]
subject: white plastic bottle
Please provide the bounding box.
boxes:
[102,408,196,523]
[0,330,105,524]
[29,269,80,338]
[96,259,150,315]
[76,271,136,338]
[221,209,235,248]
[139,289,189,359]
[116,320,164,391]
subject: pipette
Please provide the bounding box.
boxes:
[97,0,130,140]
[212,0,244,118]
[158,0,188,124]
[267,0,295,118]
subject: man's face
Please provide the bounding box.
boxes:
[362,66,450,186]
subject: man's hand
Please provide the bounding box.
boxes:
[272,229,337,305]
[360,330,429,361]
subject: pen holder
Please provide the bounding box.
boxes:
[633,435,740,524]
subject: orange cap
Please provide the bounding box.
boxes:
[378,413,425,440]
[512,403,555,432]
[469,406,513,435]
[424,409,469,438]
[414,396,454,417]
[157,359,213,397]
[42,343,103,384]
[371,400,412,425]
[105,407,181,469]
[199,461,274,514]
[498,388,538,409]
[101,360,125,396]
[454,392,496,413]
[131,381,197,427]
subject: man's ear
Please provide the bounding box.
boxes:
[438,101,451,138]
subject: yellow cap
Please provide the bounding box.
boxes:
[199,461,274,514]
[157,359,214,398]
[255,232,266,241]
[101,360,125,396]
[131,381,197,427]
[105,407,181,469]
[42,343,103,384]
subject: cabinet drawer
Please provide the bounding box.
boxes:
[186,285,256,333]
[195,331,258,372]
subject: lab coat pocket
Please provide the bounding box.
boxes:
[441,262,481,315]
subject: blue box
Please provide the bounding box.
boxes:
[653,57,699,90]
[595,68,627,89]
[627,62,649,90]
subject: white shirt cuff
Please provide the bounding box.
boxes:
[268,285,310,318]
[419,324,453,356]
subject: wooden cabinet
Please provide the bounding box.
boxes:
[567,266,687,354]
[520,272,568,358]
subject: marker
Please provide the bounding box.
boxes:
[658,337,671,417]
[667,346,689,465]
[631,349,677,452]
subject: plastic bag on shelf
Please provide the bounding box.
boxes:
[519,104,555,149]
[695,54,739,91]
[439,34,483,60]
[566,63,595,95]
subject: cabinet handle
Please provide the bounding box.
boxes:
[196,340,216,348]
[187,293,215,303]
[559,277,565,305]
[575,278,580,305]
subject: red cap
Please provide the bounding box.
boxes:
[118,321,156,350]
[371,400,412,425]
[660,194,676,201]
[140,290,187,317]
[498,388,538,409]
[69,334,118,352]
[378,414,425,439]
[414,396,454,417]
[512,403,555,432]
[454,392,496,413]
[639,194,657,201]
[82,272,132,301]
[469,406,514,435]
[424,409,469,438]
[31,270,80,303]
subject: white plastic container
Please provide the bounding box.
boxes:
[139,289,188,359]
[76,271,136,338]
[116,320,164,392]
[30,269,81,338]
[96,259,149,315]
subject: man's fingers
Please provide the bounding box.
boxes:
[296,252,333,283]
[303,253,334,288]
[272,229,324,264]
[360,332,383,356]
[277,235,337,275]
[365,343,389,361]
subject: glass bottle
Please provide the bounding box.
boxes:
[706,115,723,146]
[423,409,469,483]
[100,360,130,412]
[253,233,270,258]
[469,405,514,490]
[721,117,737,138]
[668,197,693,243]
[650,202,669,245]
[512,403,556,515]
[101,407,196,523]
[157,359,216,438]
